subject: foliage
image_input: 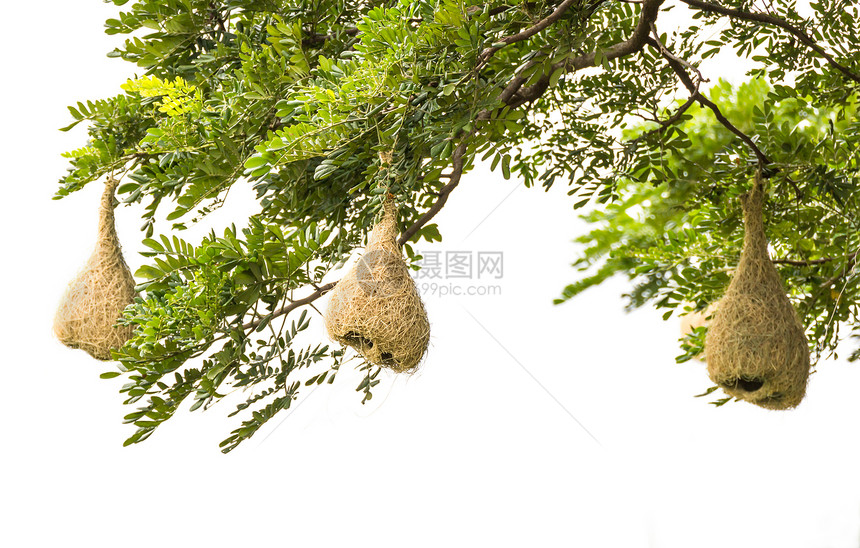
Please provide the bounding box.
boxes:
[55,0,860,448]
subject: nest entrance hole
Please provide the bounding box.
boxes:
[722,377,765,393]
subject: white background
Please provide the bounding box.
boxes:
[2,1,860,546]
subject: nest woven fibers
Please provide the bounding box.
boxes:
[704,174,810,409]
[54,178,137,361]
[325,200,430,373]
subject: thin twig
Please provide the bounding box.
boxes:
[649,22,706,85]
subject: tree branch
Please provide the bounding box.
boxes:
[503,0,664,109]
[679,0,860,84]
[649,21,705,85]
[399,139,469,245]
[620,22,704,142]
[631,95,697,142]
[243,282,337,331]
[647,35,773,169]
[772,257,834,266]
[568,0,663,69]
[475,0,662,117]
[477,0,584,67]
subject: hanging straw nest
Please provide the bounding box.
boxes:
[325,200,430,372]
[704,174,810,409]
[54,178,137,361]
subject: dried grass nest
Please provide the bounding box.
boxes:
[704,174,810,409]
[54,178,137,361]
[324,200,430,372]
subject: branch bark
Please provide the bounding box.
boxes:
[679,0,860,84]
